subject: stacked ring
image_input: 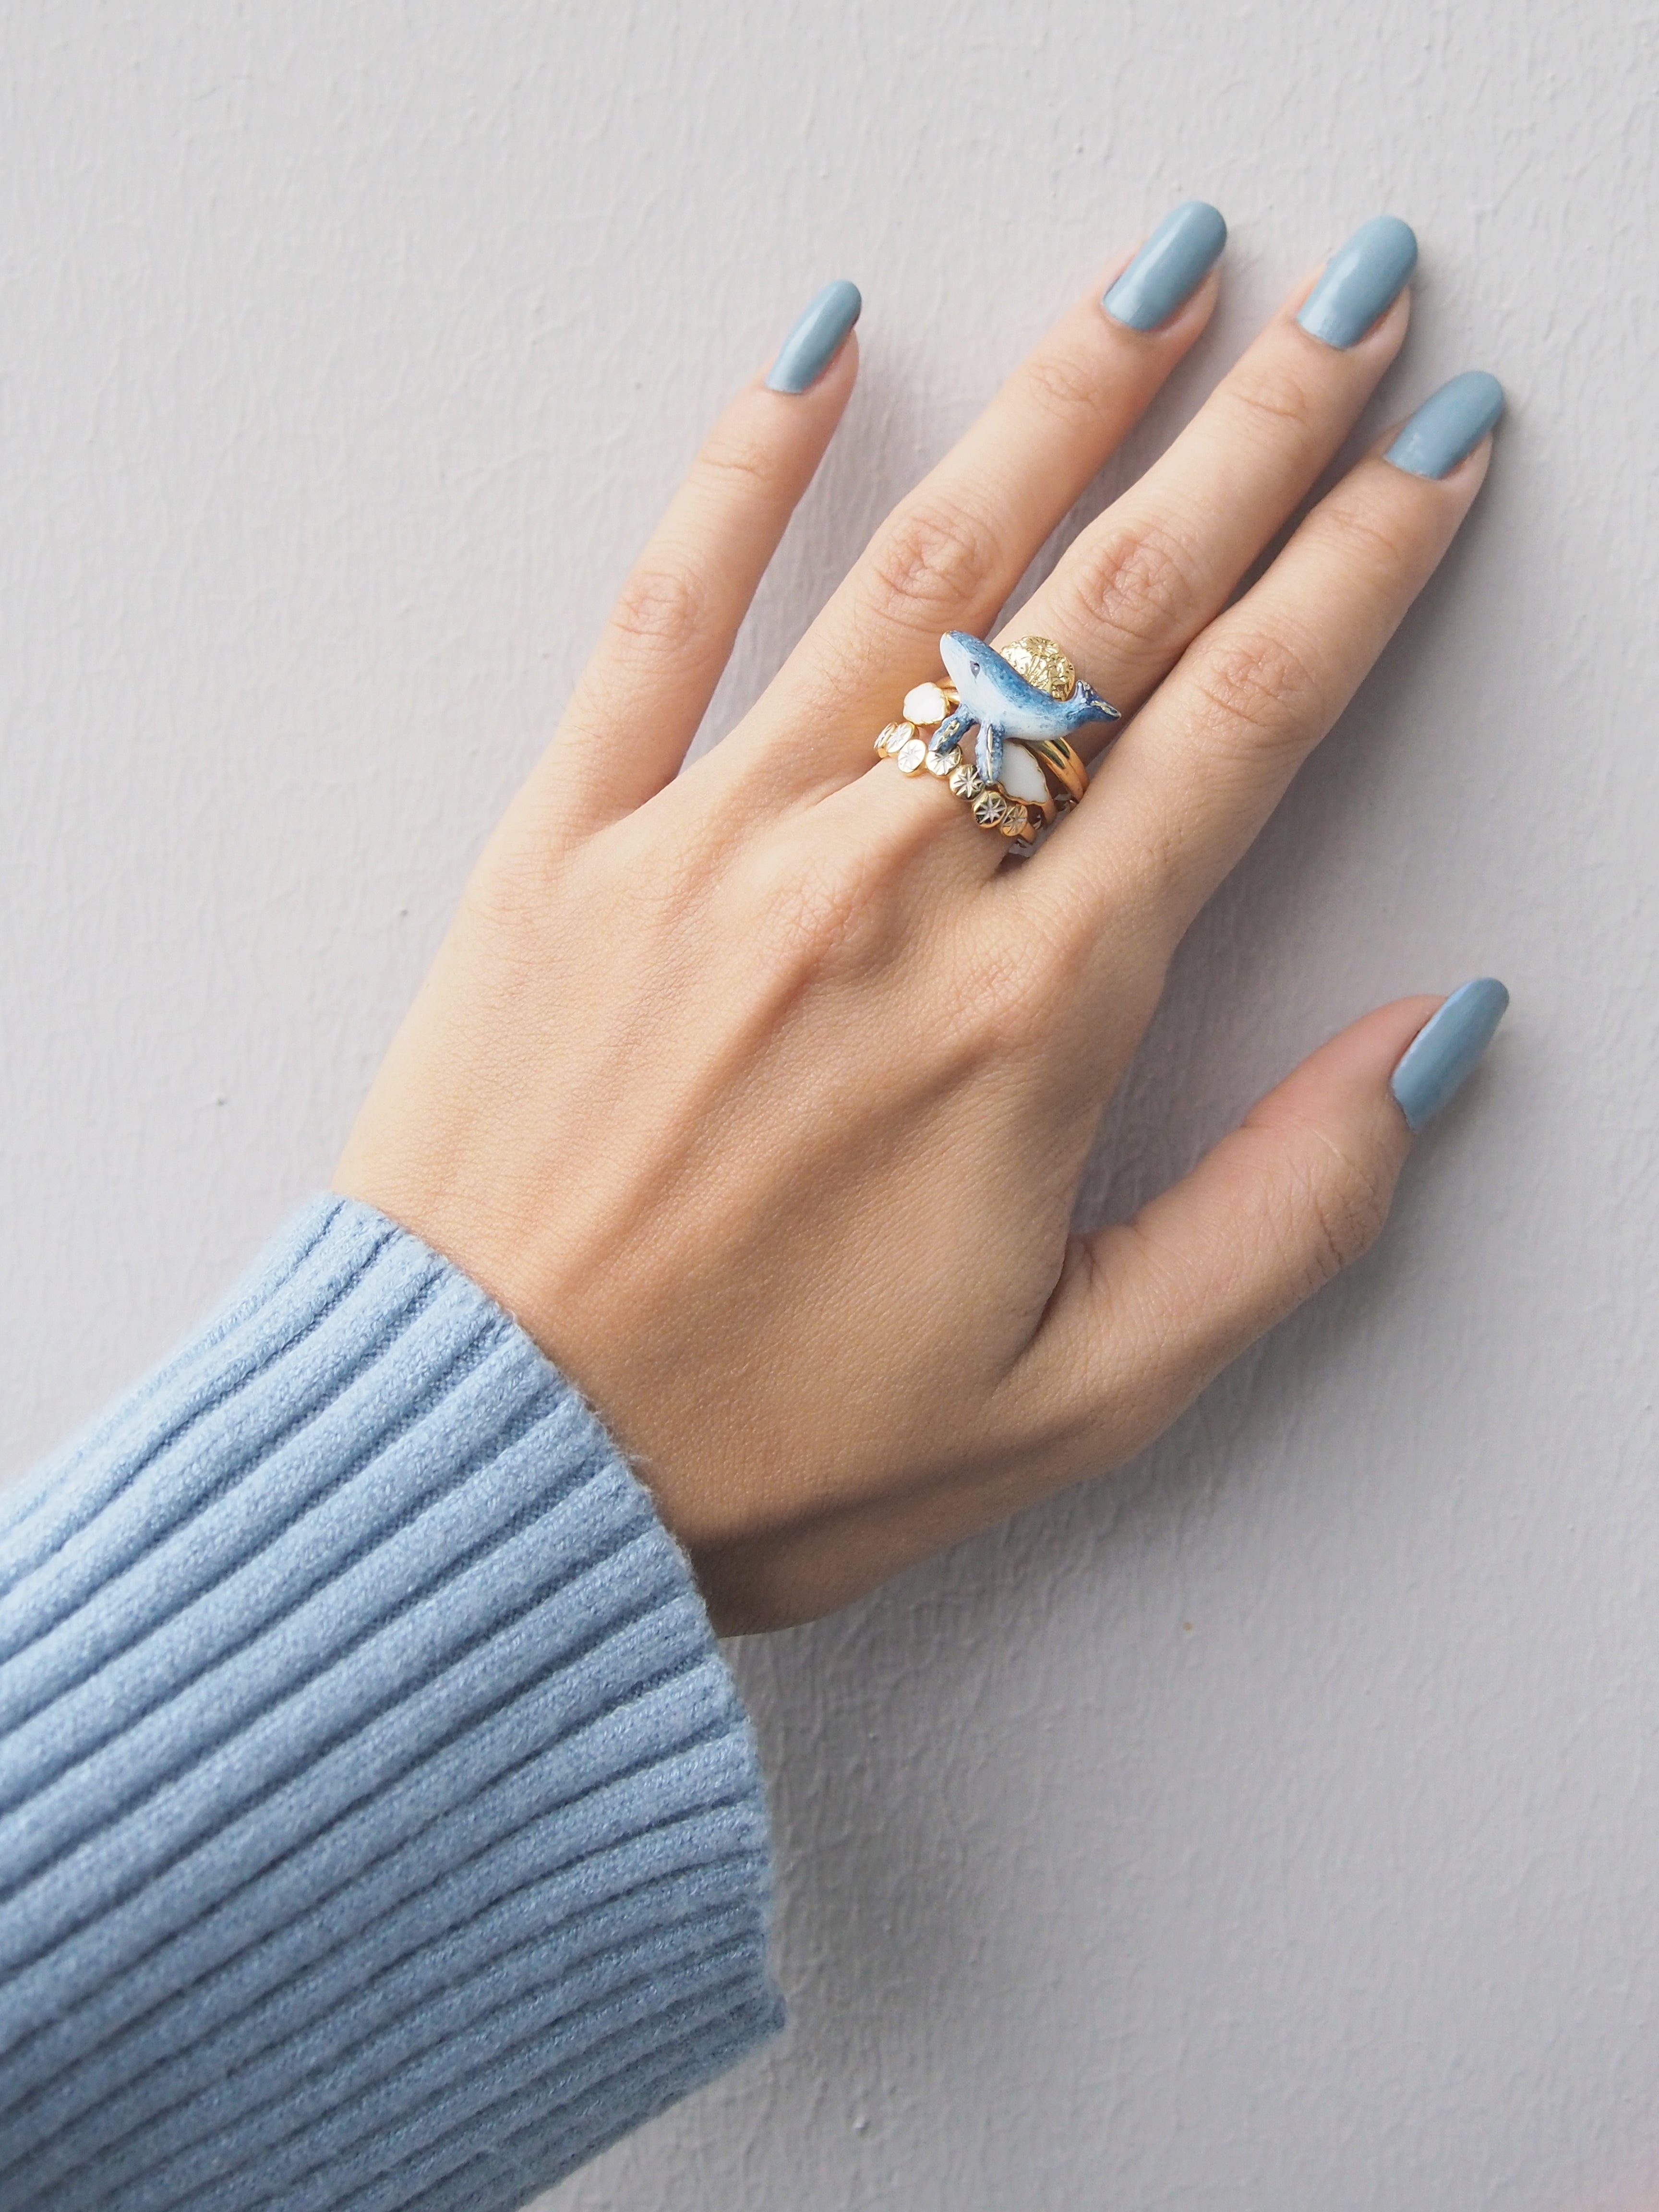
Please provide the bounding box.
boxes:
[873,633,1117,853]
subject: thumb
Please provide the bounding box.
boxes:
[1046,982,1509,1456]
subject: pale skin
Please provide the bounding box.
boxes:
[336,240,1491,1634]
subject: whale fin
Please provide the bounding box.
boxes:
[928,709,975,759]
[1076,679,1121,722]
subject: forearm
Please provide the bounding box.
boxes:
[0,1197,781,2211]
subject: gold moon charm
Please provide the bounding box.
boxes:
[1001,636,1077,700]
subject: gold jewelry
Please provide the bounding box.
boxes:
[873,634,1108,850]
[1011,731,1088,812]
[874,714,1051,846]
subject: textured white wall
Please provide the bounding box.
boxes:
[2,3,1656,2207]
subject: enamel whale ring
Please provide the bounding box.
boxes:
[874,633,1119,852]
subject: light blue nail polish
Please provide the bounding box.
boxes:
[765,279,862,394]
[1102,202,1227,331]
[1385,370,1505,479]
[1390,977,1510,1132]
[1297,215,1418,348]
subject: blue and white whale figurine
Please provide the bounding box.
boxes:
[932,631,1120,789]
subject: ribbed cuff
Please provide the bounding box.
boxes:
[0,1196,782,2212]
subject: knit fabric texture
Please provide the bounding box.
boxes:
[0,1196,782,2212]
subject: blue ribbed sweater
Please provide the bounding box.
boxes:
[0,1197,782,2211]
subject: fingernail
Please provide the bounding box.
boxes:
[1102,201,1228,331]
[765,279,862,393]
[1384,370,1505,479]
[1297,215,1418,348]
[1390,977,1510,1132]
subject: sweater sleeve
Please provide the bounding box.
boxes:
[0,1196,783,2212]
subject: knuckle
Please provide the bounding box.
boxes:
[1017,342,1106,425]
[1187,626,1322,745]
[940,928,1065,1062]
[1037,800,1188,957]
[460,836,565,950]
[696,423,777,494]
[738,832,877,982]
[864,493,998,627]
[1286,1140,1391,1287]
[1071,518,1202,657]
[607,561,707,662]
[1316,492,1421,583]
[1224,357,1323,441]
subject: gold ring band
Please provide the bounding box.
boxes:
[873,633,1107,851]
[874,713,1053,845]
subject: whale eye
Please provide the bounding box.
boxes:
[969,658,981,676]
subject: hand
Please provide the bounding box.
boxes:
[335,214,1503,1632]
